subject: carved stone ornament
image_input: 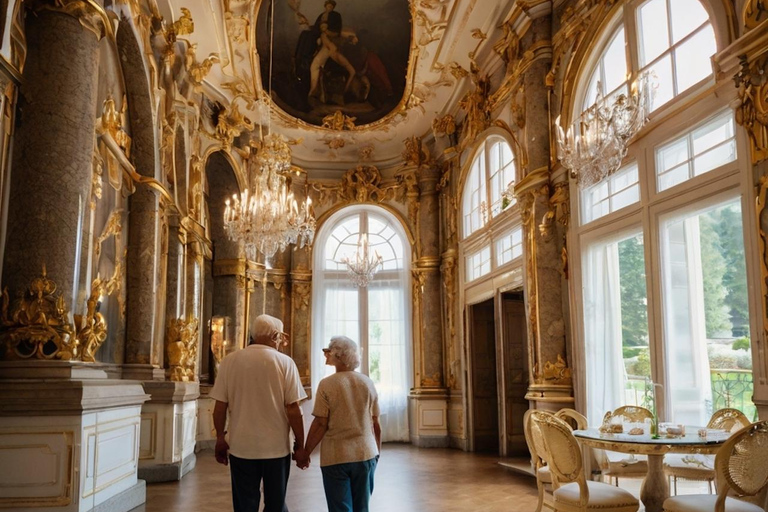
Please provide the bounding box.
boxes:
[98,94,131,157]
[734,54,768,164]
[0,266,77,360]
[166,317,199,382]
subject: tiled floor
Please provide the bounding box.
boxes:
[131,444,541,512]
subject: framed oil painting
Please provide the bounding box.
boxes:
[256,0,412,127]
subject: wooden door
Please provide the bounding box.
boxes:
[470,299,499,452]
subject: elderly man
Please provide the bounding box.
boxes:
[211,314,308,512]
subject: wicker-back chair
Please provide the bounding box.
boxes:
[529,410,639,512]
[664,408,750,495]
[595,405,654,486]
[663,420,768,512]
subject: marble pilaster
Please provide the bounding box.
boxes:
[410,163,449,447]
[515,7,573,409]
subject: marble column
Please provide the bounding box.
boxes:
[124,188,165,379]
[2,10,99,312]
[516,5,573,410]
[410,163,450,447]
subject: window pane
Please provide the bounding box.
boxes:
[496,227,523,266]
[694,142,737,176]
[489,140,516,216]
[638,0,670,66]
[670,0,709,44]
[581,163,639,224]
[693,111,734,154]
[462,155,486,238]
[674,25,716,92]
[466,246,492,281]
[603,28,628,92]
[647,54,674,110]
[658,138,689,174]
[584,232,650,426]
[660,199,754,426]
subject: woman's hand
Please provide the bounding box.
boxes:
[294,448,311,469]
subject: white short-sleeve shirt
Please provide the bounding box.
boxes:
[210,344,307,459]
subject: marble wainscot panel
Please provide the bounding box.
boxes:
[0,362,149,512]
[138,381,199,482]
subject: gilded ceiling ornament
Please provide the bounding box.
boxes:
[468,29,487,62]
[458,64,492,149]
[744,0,768,29]
[493,21,520,68]
[0,266,78,361]
[322,111,357,131]
[734,54,768,163]
[326,137,346,150]
[358,144,375,162]
[449,62,468,79]
[311,165,400,206]
[172,7,195,36]
[165,317,199,382]
[414,8,448,46]
[225,12,249,43]
[402,136,429,166]
[74,276,107,362]
[210,103,254,149]
[185,43,220,93]
[432,114,456,138]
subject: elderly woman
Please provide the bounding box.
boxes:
[299,336,381,512]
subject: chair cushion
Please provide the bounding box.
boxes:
[663,495,764,512]
[553,481,639,509]
[663,453,715,480]
[537,465,552,484]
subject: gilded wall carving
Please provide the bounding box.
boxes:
[166,317,199,381]
[734,54,768,164]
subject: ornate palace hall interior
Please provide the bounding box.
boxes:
[1,0,768,511]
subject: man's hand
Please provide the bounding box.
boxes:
[215,437,230,466]
[294,447,310,469]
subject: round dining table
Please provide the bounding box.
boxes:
[572,428,727,512]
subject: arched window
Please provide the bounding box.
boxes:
[572,1,756,427]
[581,0,716,114]
[311,206,411,442]
[461,135,516,239]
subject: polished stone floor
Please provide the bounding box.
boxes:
[131,444,541,512]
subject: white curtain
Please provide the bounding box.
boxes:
[311,206,411,442]
[367,277,411,441]
[661,214,712,426]
[584,237,625,427]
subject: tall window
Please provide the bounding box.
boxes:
[574,0,756,427]
[462,135,517,239]
[312,206,411,441]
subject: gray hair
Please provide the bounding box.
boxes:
[328,336,361,370]
[253,314,284,339]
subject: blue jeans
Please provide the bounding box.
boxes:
[321,457,378,512]
[229,454,291,512]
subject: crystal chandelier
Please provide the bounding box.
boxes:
[221,0,315,260]
[555,75,652,187]
[341,234,383,288]
[223,134,315,259]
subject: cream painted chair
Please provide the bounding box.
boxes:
[664,408,750,495]
[662,420,768,512]
[595,405,654,486]
[530,410,639,512]
[524,409,590,512]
